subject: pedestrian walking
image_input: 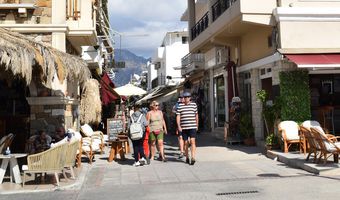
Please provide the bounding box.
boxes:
[146,100,168,162]
[172,94,185,158]
[176,92,198,165]
[129,103,149,166]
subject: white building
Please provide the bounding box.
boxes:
[151,31,189,88]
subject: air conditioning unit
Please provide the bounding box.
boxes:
[216,47,228,65]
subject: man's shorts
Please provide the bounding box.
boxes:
[182,129,197,141]
[149,130,164,141]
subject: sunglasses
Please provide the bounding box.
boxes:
[155,104,159,106]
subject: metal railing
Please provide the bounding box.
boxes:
[191,0,237,40]
[181,53,205,67]
[191,12,209,41]
[212,0,237,22]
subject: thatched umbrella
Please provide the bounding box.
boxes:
[0,28,102,124]
[0,27,91,87]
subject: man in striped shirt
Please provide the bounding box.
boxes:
[176,92,198,165]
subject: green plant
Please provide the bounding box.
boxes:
[239,112,254,139]
[265,133,279,146]
[279,70,311,122]
[256,90,281,135]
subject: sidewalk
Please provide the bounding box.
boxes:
[0,159,91,194]
[267,149,340,175]
[1,131,339,194]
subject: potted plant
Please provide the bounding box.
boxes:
[265,133,279,150]
[239,112,255,146]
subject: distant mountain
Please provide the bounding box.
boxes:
[113,49,148,86]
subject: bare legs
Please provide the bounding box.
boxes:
[184,138,196,160]
[150,139,165,160]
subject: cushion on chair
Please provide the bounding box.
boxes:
[81,124,94,137]
[279,121,300,140]
[302,120,321,130]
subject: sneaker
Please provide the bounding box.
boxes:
[140,158,146,165]
[186,157,190,164]
[146,157,150,165]
[190,158,196,165]
[179,152,184,159]
[133,161,141,167]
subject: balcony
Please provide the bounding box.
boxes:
[191,12,209,41]
[190,0,276,52]
[211,0,237,22]
[181,53,205,76]
[66,0,97,47]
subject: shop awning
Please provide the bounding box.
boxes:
[100,72,120,105]
[285,54,340,68]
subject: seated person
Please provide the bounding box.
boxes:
[54,127,67,143]
[32,130,52,154]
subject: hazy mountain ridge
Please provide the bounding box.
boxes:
[114,49,149,86]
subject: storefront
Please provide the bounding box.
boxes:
[0,28,97,153]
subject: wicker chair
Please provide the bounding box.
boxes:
[22,142,68,187]
[63,139,80,179]
[72,130,100,165]
[80,124,105,154]
[302,120,339,142]
[278,121,305,154]
[310,127,340,164]
[299,126,320,162]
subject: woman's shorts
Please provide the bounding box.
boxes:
[149,130,164,141]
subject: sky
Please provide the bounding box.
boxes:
[108,0,188,59]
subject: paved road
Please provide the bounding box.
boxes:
[1,133,340,200]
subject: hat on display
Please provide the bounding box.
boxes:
[231,96,241,103]
[183,92,191,97]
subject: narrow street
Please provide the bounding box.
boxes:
[1,133,340,200]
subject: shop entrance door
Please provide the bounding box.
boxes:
[214,75,225,128]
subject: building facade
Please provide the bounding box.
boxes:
[0,0,113,151]
[150,31,189,88]
[182,0,340,143]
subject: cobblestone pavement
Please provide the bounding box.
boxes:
[1,132,340,200]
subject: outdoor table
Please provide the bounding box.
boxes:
[0,153,27,184]
[108,140,126,162]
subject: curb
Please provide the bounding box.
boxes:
[266,150,340,175]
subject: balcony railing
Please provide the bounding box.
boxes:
[66,0,81,20]
[191,12,209,41]
[181,53,205,67]
[212,0,237,22]
[191,0,237,40]
[181,53,205,76]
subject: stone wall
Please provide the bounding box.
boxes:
[27,97,79,137]
[0,0,52,24]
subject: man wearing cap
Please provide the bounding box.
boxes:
[176,92,198,165]
[172,94,184,158]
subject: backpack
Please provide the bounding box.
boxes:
[129,114,143,140]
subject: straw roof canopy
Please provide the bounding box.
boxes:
[0,28,91,87]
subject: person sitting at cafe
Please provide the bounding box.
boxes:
[54,126,67,143]
[32,130,52,154]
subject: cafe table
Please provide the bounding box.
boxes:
[0,153,27,184]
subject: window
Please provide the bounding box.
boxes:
[182,36,188,44]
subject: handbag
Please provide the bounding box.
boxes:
[153,130,161,135]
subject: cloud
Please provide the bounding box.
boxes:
[108,0,187,58]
